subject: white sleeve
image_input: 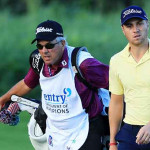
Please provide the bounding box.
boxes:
[78,51,93,66]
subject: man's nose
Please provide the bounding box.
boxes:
[133,25,140,32]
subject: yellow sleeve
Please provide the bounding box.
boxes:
[109,57,124,95]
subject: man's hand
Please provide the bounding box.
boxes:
[109,145,118,150]
[136,122,150,145]
[0,97,6,111]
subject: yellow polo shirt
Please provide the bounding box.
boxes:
[109,42,150,125]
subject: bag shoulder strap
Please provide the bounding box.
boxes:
[71,47,97,113]
[71,47,97,90]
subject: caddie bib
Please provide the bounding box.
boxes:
[39,46,89,150]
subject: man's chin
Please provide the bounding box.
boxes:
[44,61,52,66]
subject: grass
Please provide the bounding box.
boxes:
[0,112,34,150]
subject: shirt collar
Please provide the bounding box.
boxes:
[123,40,150,58]
[122,39,150,64]
[123,43,131,57]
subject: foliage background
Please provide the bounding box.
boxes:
[0,0,150,149]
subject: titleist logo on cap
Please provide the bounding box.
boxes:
[36,27,53,34]
[123,9,142,18]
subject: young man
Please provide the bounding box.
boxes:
[109,5,150,150]
[0,20,109,150]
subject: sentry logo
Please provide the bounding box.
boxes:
[44,88,72,104]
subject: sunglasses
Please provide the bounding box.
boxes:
[36,41,60,50]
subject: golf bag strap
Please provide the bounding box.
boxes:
[71,47,98,113]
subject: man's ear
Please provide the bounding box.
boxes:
[147,20,149,29]
[61,40,66,47]
[121,26,125,35]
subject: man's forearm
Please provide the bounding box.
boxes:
[0,79,32,109]
[109,94,124,142]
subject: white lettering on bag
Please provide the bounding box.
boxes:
[32,53,41,72]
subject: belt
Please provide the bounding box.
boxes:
[131,125,143,128]
[124,123,144,128]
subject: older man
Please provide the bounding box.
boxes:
[0,20,109,150]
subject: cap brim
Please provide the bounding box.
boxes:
[31,39,37,44]
[31,36,58,44]
[122,16,148,25]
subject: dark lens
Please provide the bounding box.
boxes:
[45,43,55,49]
[36,44,43,50]
[36,43,56,50]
